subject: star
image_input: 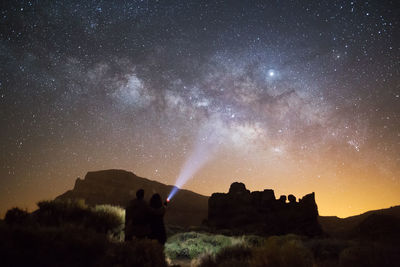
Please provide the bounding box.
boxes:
[0,0,398,219]
[268,69,275,77]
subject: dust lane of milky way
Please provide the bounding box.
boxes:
[0,0,399,218]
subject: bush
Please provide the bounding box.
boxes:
[200,244,253,267]
[241,234,266,247]
[165,232,242,260]
[36,199,90,226]
[0,223,167,267]
[35,200,125,238]
[305,238,351,264]
[4,207,30,226]
[200,234,314,267]
[251,235,314,267]
[339,243,400,267]
[92,204,125,240]
[100,238,167,267]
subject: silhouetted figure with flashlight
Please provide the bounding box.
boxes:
[125,189,151,241]
[148,193,167,245]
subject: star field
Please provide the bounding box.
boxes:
[0,0,399,217]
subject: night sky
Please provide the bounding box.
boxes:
[1,0,399,218]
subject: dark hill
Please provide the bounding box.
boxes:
[354,214,400,243]
[318,205,400,237]
[56,169,400,234]
[56,169,208,227]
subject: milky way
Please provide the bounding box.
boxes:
[1,0,399,217]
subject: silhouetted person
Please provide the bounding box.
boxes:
[148,193,167,245]
[125,189,150,241]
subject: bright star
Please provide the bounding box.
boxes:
[272,147,283,153]
[268,69,275,77]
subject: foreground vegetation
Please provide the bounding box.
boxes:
[0,224,166,267]
[165,232,247,260]
[165,232,400,267]
[5,199,125,239]
[2,200,400,266]
[1,200,167,266]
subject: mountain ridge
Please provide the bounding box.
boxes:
[56,169,400,232]
[56,169,209,227]
[319,205,400,236]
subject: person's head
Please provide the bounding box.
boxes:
[150,193,162,209]
[136,189,144,200]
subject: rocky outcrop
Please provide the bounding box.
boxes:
[56,169,208,227]
[207,182,322,236]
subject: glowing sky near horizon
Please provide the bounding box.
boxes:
[1,0,399,218]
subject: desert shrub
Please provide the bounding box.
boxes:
[339,243,400,267]
[92,204,125,240]
[0,223,167,267]
[0,224,108,267]
[35,200,124,237]
[200,234,314,267]
[305,238,351,263]
[241,234,266,247]
[36,199,90,226]
[251,235,314,267]
[199,244,253,267]
[165,232,241,260]
[4,207,30,226]
[93,204,125,223]
[100,238,167,267]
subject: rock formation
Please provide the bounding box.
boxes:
[207,182,322,236]
[56,169,208,227]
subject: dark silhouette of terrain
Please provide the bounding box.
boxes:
[355,214,400,243]
[56,169,208,227]
[2,169,400,266]
[56,169,400,238]
[207,182,322,236]
[319,205,400,238]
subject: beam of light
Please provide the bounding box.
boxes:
[167,186,179,201]
[167,124,219,201]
